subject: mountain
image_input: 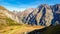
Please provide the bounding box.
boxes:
[16,8,35,23]
[0,4,60,27]
[0,6,20,23]
[0,6,22,28]
[17,8,34,16]
[51,4,60,25]
[22,4,60,26]
[0,4,60,34]
[0,6,7,10]
[28,24,60,34]
[0,11,20,30]
[0,6,44,34]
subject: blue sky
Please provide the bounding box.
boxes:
[0,0,60,11]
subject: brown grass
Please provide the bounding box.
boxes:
[0,25,44,34]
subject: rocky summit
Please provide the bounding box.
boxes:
[22,4,60,26]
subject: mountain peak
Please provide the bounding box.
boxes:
[38,4,50,9]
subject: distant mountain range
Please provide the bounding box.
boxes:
[0,4,60,27]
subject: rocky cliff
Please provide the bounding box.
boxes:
[22,4,60,26]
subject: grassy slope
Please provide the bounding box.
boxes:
[0,25,44,34]
[0,13,21,29]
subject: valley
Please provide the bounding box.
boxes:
[0,4,60,34]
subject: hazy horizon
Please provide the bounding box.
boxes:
[0,0,60,11]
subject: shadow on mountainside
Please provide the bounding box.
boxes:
[28,25,60,34]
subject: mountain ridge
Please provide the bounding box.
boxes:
[22,4,60,26]
[0,4,60,27]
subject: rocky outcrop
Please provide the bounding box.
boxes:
[23,4,60,26]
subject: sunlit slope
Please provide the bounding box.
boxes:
[0,25,44,34]
[0,12,20,29]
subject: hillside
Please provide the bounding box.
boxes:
[0,6,7,10]
[28,25,60,34]
[0,11,21,29]
[0,6,45,34]
[0,6,22,29]
[0,12,44,34]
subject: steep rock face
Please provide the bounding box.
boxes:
[36,4,53,26]
[23,4,54,26]
[51,4,60,25]
[23,9,38,25]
